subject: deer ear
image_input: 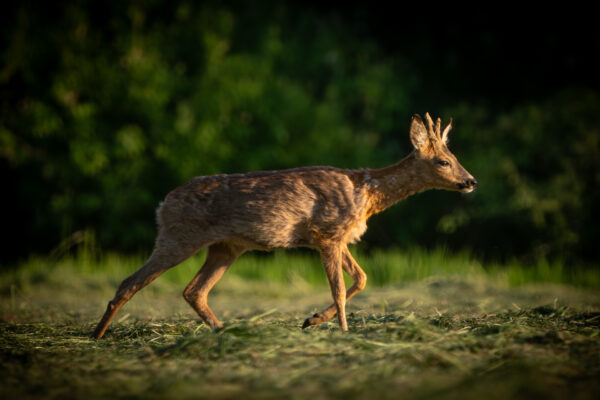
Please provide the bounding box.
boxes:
[441,118,452,144]
[410,114,430,150]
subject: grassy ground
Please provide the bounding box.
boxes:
[1,250,600,399]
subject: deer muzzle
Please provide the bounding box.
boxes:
[457,178,477,193]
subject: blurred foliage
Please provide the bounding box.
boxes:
[1,1,598,264]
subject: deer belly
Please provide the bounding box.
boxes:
[222,213,313,250]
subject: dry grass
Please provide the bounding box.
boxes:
[1,253,600,399]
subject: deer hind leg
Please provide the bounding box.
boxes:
[183,242,244,330]
[308,244,348,331]
[302,246,366,329]
[91,233,200,339]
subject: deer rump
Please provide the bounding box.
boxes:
[157,167,371,251]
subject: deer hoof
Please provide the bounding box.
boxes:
[91,332,102,339]
[302,318,312,329]
[302,313,321,329]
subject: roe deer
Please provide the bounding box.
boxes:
[92,113,477,338]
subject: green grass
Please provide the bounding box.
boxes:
[6,247,599,293]
[1,250,600,399]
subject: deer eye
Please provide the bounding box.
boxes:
[437,160,450,167]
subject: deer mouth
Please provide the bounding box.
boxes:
[457,179,477,193]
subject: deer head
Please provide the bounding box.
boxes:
[409,113,477,193]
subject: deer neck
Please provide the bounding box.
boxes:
[363,152,430,216]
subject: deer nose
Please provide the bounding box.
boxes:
[466,178,478,187]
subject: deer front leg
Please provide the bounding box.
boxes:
[314,244,348,331]
[302,246,366,329]
[183,242,244,330]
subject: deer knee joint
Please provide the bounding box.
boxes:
[183,287,195,303]
[356,272,367,291]
[183,286,204,305]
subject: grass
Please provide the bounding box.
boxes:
[1,249,600,399]
[7,246,599,291]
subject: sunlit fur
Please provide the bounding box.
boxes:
[92,113,476,338]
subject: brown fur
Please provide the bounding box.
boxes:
[92,113,476,338]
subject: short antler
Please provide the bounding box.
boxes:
[424,113,435,138]
[424,112,452,144]
[424,112,443,142]
[441,118,452,144]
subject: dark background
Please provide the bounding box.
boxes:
[2,1,599,265]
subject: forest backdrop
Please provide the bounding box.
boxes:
[1,1,599,266]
